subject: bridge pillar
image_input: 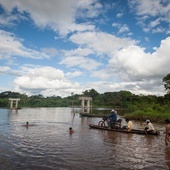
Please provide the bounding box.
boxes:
[79,97,92,113]
[9,98,20,110]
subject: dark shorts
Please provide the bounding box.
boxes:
[168,132,170,136]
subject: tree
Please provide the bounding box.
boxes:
[163,73,170,95]
[82,89,99,99]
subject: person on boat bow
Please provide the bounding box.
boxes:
[106,109,117,128]
[145,119,154,132]
[125,118,133,131]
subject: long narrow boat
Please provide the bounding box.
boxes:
[89,124,160,136]
[80,113,106,117]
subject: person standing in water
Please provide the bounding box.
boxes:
[165,119,170,146]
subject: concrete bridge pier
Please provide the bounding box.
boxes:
[9,98,20,110]
[79,97,92,114]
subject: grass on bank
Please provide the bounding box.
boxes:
[124,104,170,123]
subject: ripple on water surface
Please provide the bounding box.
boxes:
[0,108,169,170]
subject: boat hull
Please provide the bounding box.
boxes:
[89,124,160,136]
[80,113,105,117]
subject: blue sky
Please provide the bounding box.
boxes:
[0,0,170,97]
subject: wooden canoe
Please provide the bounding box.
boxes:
[80,113,106,117]
[89,124,160,136]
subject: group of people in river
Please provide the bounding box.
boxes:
[23,109,170,146]
[106,109,170,146]
[24,121,75,135]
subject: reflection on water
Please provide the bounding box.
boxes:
[0,108,169,170]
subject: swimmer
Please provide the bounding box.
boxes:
[24,122,29,128]
[69,127,75,134]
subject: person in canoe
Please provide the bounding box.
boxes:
[144,119,154,132]
[125,118,133,131]
[165,119,170,146]
[106,109,117,128]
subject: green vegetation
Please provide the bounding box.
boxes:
[0,73,170,122]
[124,103,170,122]
[124,73,170,122]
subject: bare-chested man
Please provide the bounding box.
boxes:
[165,119,170,146]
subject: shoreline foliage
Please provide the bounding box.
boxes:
[1,73,170,122]
[0,89,169,122]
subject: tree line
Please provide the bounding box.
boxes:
[0,88,169,108]
[0,73,170,120]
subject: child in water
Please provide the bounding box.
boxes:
[69,127,75,134]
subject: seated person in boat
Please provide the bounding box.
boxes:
[145,119,154,132]
[125,118,133,131]
[106,109,117,128]
[165,119,170,146]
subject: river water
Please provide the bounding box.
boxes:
[0,107,169,170]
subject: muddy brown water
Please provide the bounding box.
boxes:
[0,108,169,170]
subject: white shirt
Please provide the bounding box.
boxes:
[147,122,154,131]
[127,121,133,131]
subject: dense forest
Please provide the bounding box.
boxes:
[0,73,170,122]
[0,89,169,109]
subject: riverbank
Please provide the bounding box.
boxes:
[124,109,170,123]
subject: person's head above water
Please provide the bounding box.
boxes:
[69,127,75,133]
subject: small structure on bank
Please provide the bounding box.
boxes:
[9,98,20,110]
[79,97,92,114]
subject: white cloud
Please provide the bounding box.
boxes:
[144,37,149,42]
[118,24,130,34]
[152,27,165,33]
[116,13,123,18]
[107,37,170,81]
[13,66,80,97]
[60,47,101,70]
[91,68,111,80]
[66,71,83,78]
[87,36,170,96]
[70,31,136,56]
[112,46,168,79]
[129,0,167,17]
[0,66,11,73]
[149,18,160,28]
[112,23,120,27]
[42,48,58,56]
[0,0,101,36]
[129,0,170,33]
[83,79,164,96]
[0,30,49,60]
[60,56,101,71]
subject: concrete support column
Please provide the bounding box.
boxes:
[79,97,92,114]
[9,98,20,110]
[16,101,19,108]
[10,100,13,109]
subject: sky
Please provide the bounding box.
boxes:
[0,0,170,97]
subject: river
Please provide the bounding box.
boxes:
[0,107,169,170]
